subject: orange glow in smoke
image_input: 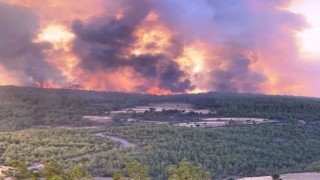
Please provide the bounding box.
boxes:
[174,41,214,92]
[1,0,106,27]
[148,87,208,95]
[176,42,207,74]
[115,10,124,20]
[1,0,319,97]
[34,24,80,82]
[147,87,175,95]
[78,68,142,92]
[35,24,75,50]
[36,82,59,89]
[0,65,20,86]
[131,12,174,56]
[145,12,160,22]
[187,88,208,94]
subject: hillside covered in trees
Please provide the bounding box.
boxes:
[1,125,320,179]
[1,86,320,130]
[1,86,320,179]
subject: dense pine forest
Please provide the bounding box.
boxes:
[1,125,320,179]
[1,86,320,130]
[1,86,320,179]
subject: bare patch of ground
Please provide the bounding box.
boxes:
[83,116,112,123]
[204,117,271,123]
[0,165,11,178]
[84,103,276,128]
[238,176,272,180]
[176,118,275,128]
[238,172,320,180]
[119,103,211,114]
[28,163,44,170]
[176,121,227,128]
[281,172,320,180]
[93,177,112,180]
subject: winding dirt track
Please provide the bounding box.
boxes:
[94,132,135,148]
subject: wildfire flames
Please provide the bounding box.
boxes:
[0,0,320,97]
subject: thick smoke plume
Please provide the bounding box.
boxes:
[0,0,319,96]
[0,3,65,85]
[152,0,306,93]
[72,0,192,93]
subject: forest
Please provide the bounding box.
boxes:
[1,86,320,179]
[1,158,211,180]
[1,124,320,179]
[1,86,320,130]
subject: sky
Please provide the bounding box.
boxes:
[0,0,320,97]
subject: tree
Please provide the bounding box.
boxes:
[40,160,65,179]
[113,170,125,180]
[66,165,92,180]
[148,108,156,113]
[271,174,281,180]
[168,159,211,180]
[126,161,150,180]
[2,160,39,180]
[40,160,93,180]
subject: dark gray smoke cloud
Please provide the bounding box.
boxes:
[72,0,192,92]
[0,2,64,85]
[151,0,306,93]
[73,0,283,93]
[0,0,308,94]
[209,50,265,92]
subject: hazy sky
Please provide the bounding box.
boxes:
[0,0,320,97]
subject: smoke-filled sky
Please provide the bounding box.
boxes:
[0,0,320,96]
